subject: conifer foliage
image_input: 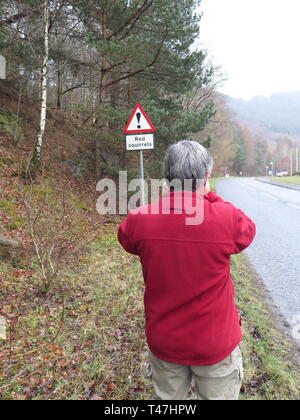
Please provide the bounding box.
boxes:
[0,0,216,175]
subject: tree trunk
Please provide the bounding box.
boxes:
[57,68,62,109]
[35,0,49,162]
[96,6,111,179]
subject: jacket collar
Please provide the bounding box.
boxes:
[161,190,204,212]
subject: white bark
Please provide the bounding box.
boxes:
[0,55,6,79]
[35,0,49,161]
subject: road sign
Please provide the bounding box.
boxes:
[0,55,6,80]
[124,104,155,134]
[124,104,155,206]
[126,134,154,151]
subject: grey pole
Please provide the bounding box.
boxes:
[140,150,145,206]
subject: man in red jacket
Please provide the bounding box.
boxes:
[118,140,256,400]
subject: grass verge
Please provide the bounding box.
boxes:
[271,176,300,185]
[209,177,224,192]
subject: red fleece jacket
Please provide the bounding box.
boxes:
[118,191,256,365]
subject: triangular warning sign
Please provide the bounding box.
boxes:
[124,104,156,134]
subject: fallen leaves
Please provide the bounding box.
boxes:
[106,383,115,393]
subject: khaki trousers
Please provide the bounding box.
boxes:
[149,346,244,400]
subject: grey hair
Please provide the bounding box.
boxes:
[164,140,213,191]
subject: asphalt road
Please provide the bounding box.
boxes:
[216,177,300,344]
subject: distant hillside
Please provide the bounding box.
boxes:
[226,92,300,135]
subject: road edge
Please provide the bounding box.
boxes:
[255,177,300,191]
[243,254,300,365]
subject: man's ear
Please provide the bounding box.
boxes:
[204,173,209,186]
[162,181,169,196]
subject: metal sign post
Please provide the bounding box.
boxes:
[124,104,156,207]
[139,150,145,206]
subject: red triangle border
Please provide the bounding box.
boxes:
[124,104,156,134]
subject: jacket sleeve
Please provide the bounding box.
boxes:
[206,191,256,253]
[118,213,139,256]
[232,207,256,254]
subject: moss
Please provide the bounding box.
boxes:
[0,199,26,231]
[28,184,55,202]
[74,200,88,211]
[0,157,14,167]
[0,198,15,213]
[79,256,93,265]
[8,216,25,231]
[0,112,24,144]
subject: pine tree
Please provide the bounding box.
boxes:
[72,0,215,177]
[255,141,267,176]
[233,127,246,175]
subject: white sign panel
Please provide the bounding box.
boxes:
[0,55,6,80]
[126,134,154,151]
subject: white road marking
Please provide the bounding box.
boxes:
[288,203,300,210]
[247,186,256,191]
[260,192,279,201]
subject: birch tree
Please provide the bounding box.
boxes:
[34,0,49,163]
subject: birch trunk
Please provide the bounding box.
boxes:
[35,0,49,162]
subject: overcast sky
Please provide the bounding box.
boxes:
[198,0,300,100]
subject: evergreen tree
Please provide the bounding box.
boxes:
[70,0,215,176]
[233,127,246,175]
[255,141,267,176]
